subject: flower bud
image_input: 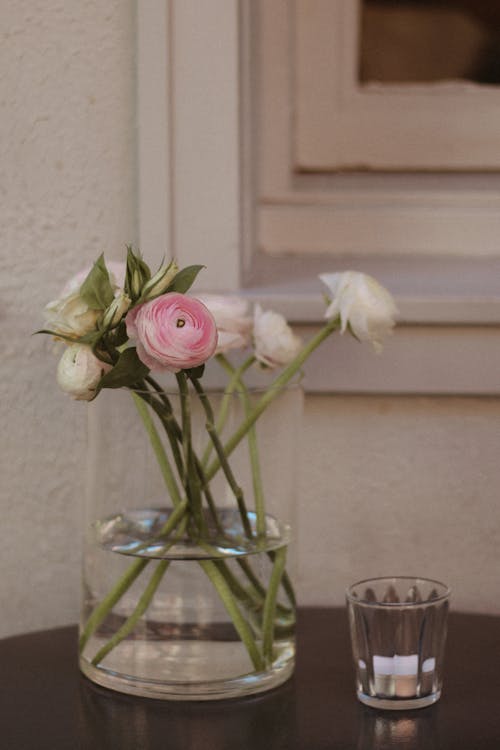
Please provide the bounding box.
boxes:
[56,344,111,400]
[131,269,143,299]
[125,248,152,301]
[102,292,132,329]
[141,262,179,301]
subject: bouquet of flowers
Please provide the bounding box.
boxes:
[38,248,397,698]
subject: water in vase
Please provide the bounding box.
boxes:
[79,508,296,700]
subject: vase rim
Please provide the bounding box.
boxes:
[125,378,303,398]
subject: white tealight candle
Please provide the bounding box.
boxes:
[372,654,431,699]
[394,654,418,675]
[394,654,418,698]
[373,655,396,697]
[373,655,395,675]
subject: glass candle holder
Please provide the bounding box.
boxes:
[346,576,450,710]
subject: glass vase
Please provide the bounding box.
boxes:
[79,375,301,700]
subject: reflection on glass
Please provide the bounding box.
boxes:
[360,0,500,85]
[78,676,297,750]
[357,711,440,750]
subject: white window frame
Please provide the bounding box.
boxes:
[295,0,500,171]
[137,0,241,289]
[256,0,500,259]
[137,0,500,395]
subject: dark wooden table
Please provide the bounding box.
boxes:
[1,608,499,749]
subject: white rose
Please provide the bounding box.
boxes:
[44,261,127,339]
[319,271,397,352]
[56,344,111,401]
[196,294,252,354]
[44,293,101,339]
[253,304,302,368]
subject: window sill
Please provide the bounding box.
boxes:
[243,253,500,325]
[238,254,500,395]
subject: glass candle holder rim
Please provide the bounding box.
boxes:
[345,576,451,608]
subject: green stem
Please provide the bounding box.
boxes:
[216,357,296,609]
[143,378,220,531]
[211,559,263,613]
[279,567,296,609]
[175,372,191,487]
[176,372,205,533]
[194,457,224,533]
[243,393,266,536]
[132,392,183,509]
[80,502,189,654]
[199,560,264,671]
[140,384,185,486]
[91,560,170,666]
[235,557,293,617]
[201,355,255,467]
[261,546,287,663]
[206,319,340,482]
[189,375,253,539]
[217,354,267,537]
[79,557,148,653]
[80,392,185,654]
[88,514,189,665]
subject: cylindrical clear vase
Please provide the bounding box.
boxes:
[79,376,302,700]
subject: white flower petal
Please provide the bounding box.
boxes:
[319,271,397,350]
[195,294,252,353]
[253,305,302,369]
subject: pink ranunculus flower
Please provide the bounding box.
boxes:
[126,292,218,373]
[195,294,252,354]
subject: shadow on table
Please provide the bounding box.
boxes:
[77,675,298,750]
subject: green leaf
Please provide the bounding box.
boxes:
[80,255,115,310]
[33,328,76,342]
[92,347,115,367]
[166,265,205,294]
[105,320,128,348]
[34,328,102,346]
[97,347,150,391]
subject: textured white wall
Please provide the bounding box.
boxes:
[0,0,137,637]
[297,396,500,615]
[1,1,498,640]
